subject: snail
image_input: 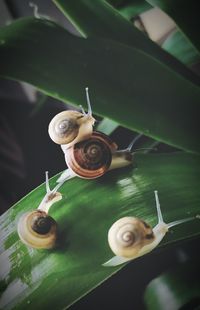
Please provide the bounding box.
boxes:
[17,210,58,249]
[17,172,65,249]
[48,87,95,148]
[56,133,144,183]
[60,131,118,179]
[103,191,199,267]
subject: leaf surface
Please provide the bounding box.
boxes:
[0,153,200,309]
[162,30,200,66]
[144,259,200,309]
[146,0,200,53]
[0,18,200,153]
[53,0,200,86]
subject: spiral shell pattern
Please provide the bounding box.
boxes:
[48,110,83,145]
[64,131,117,179]
[108,217,154,258]
[17,210,57,249]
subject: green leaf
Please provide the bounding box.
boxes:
[0,18,200,154]
[144,259,200,309]
[119,3,150,20]
[96,118,119,135]
[1,153,200,309]
[53,0,200,87]
[145,0,200,53]
[162,30,200,66]
[107,0,152,19]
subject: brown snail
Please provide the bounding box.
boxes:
[103,191,199,267]
[61,131,118,179]
[17,172,64,249]
[48,87,95,148]
[56,132,142,183]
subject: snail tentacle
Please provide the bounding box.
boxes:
[85,87,92,116]
[29,2,40,18]
[79,104,86,116]
[154,190,164,224]
[38,171,63,214]
[45,171,51,193]
[126,133,143,152]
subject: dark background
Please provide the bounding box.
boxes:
[0,1,200,309]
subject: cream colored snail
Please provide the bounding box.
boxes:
[17,210,57,249]
[103,191,199,267]
[48,87,95,148]
[56,133,143,183]
[17,172,64,249]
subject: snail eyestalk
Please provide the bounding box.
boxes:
[29,2,40,18]
[79,105,86,116]
[154,190,164,224]
[167,216,199,229]
[37,171,63,214]
[45,171,51,192]
[133,147,157,153]
[126,133,143,152]
[85,87,92,116]
[154,191,199,229]
[126,134,157,154]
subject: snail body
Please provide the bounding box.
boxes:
[109,133,143,171]
[110,149,133,170]
[17,172,64,249]
[103,191,199,267]
[48,87,95,148]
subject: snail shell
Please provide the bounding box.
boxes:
[48,110,95,146]
[108,217,155,258]
[17,210,57,249]
[63,131,118,179]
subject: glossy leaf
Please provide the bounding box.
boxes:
[146,0,200,53]
[108,0,152,19]
[162,30,200,66]
[0,153,200,309]
[0,18,200,154]
[96,118,119,135]
[53,0,200,87]
[144,259,200,309]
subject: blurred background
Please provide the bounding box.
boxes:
[0,1,200,309]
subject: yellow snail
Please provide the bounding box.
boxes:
[103,191,199,267]
[17,172,64,249]
[56,133,143,183]
[48,87,95,148]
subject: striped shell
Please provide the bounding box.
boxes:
[17,210,57,249]
[64,131,118,179]
[48,110,95,146]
